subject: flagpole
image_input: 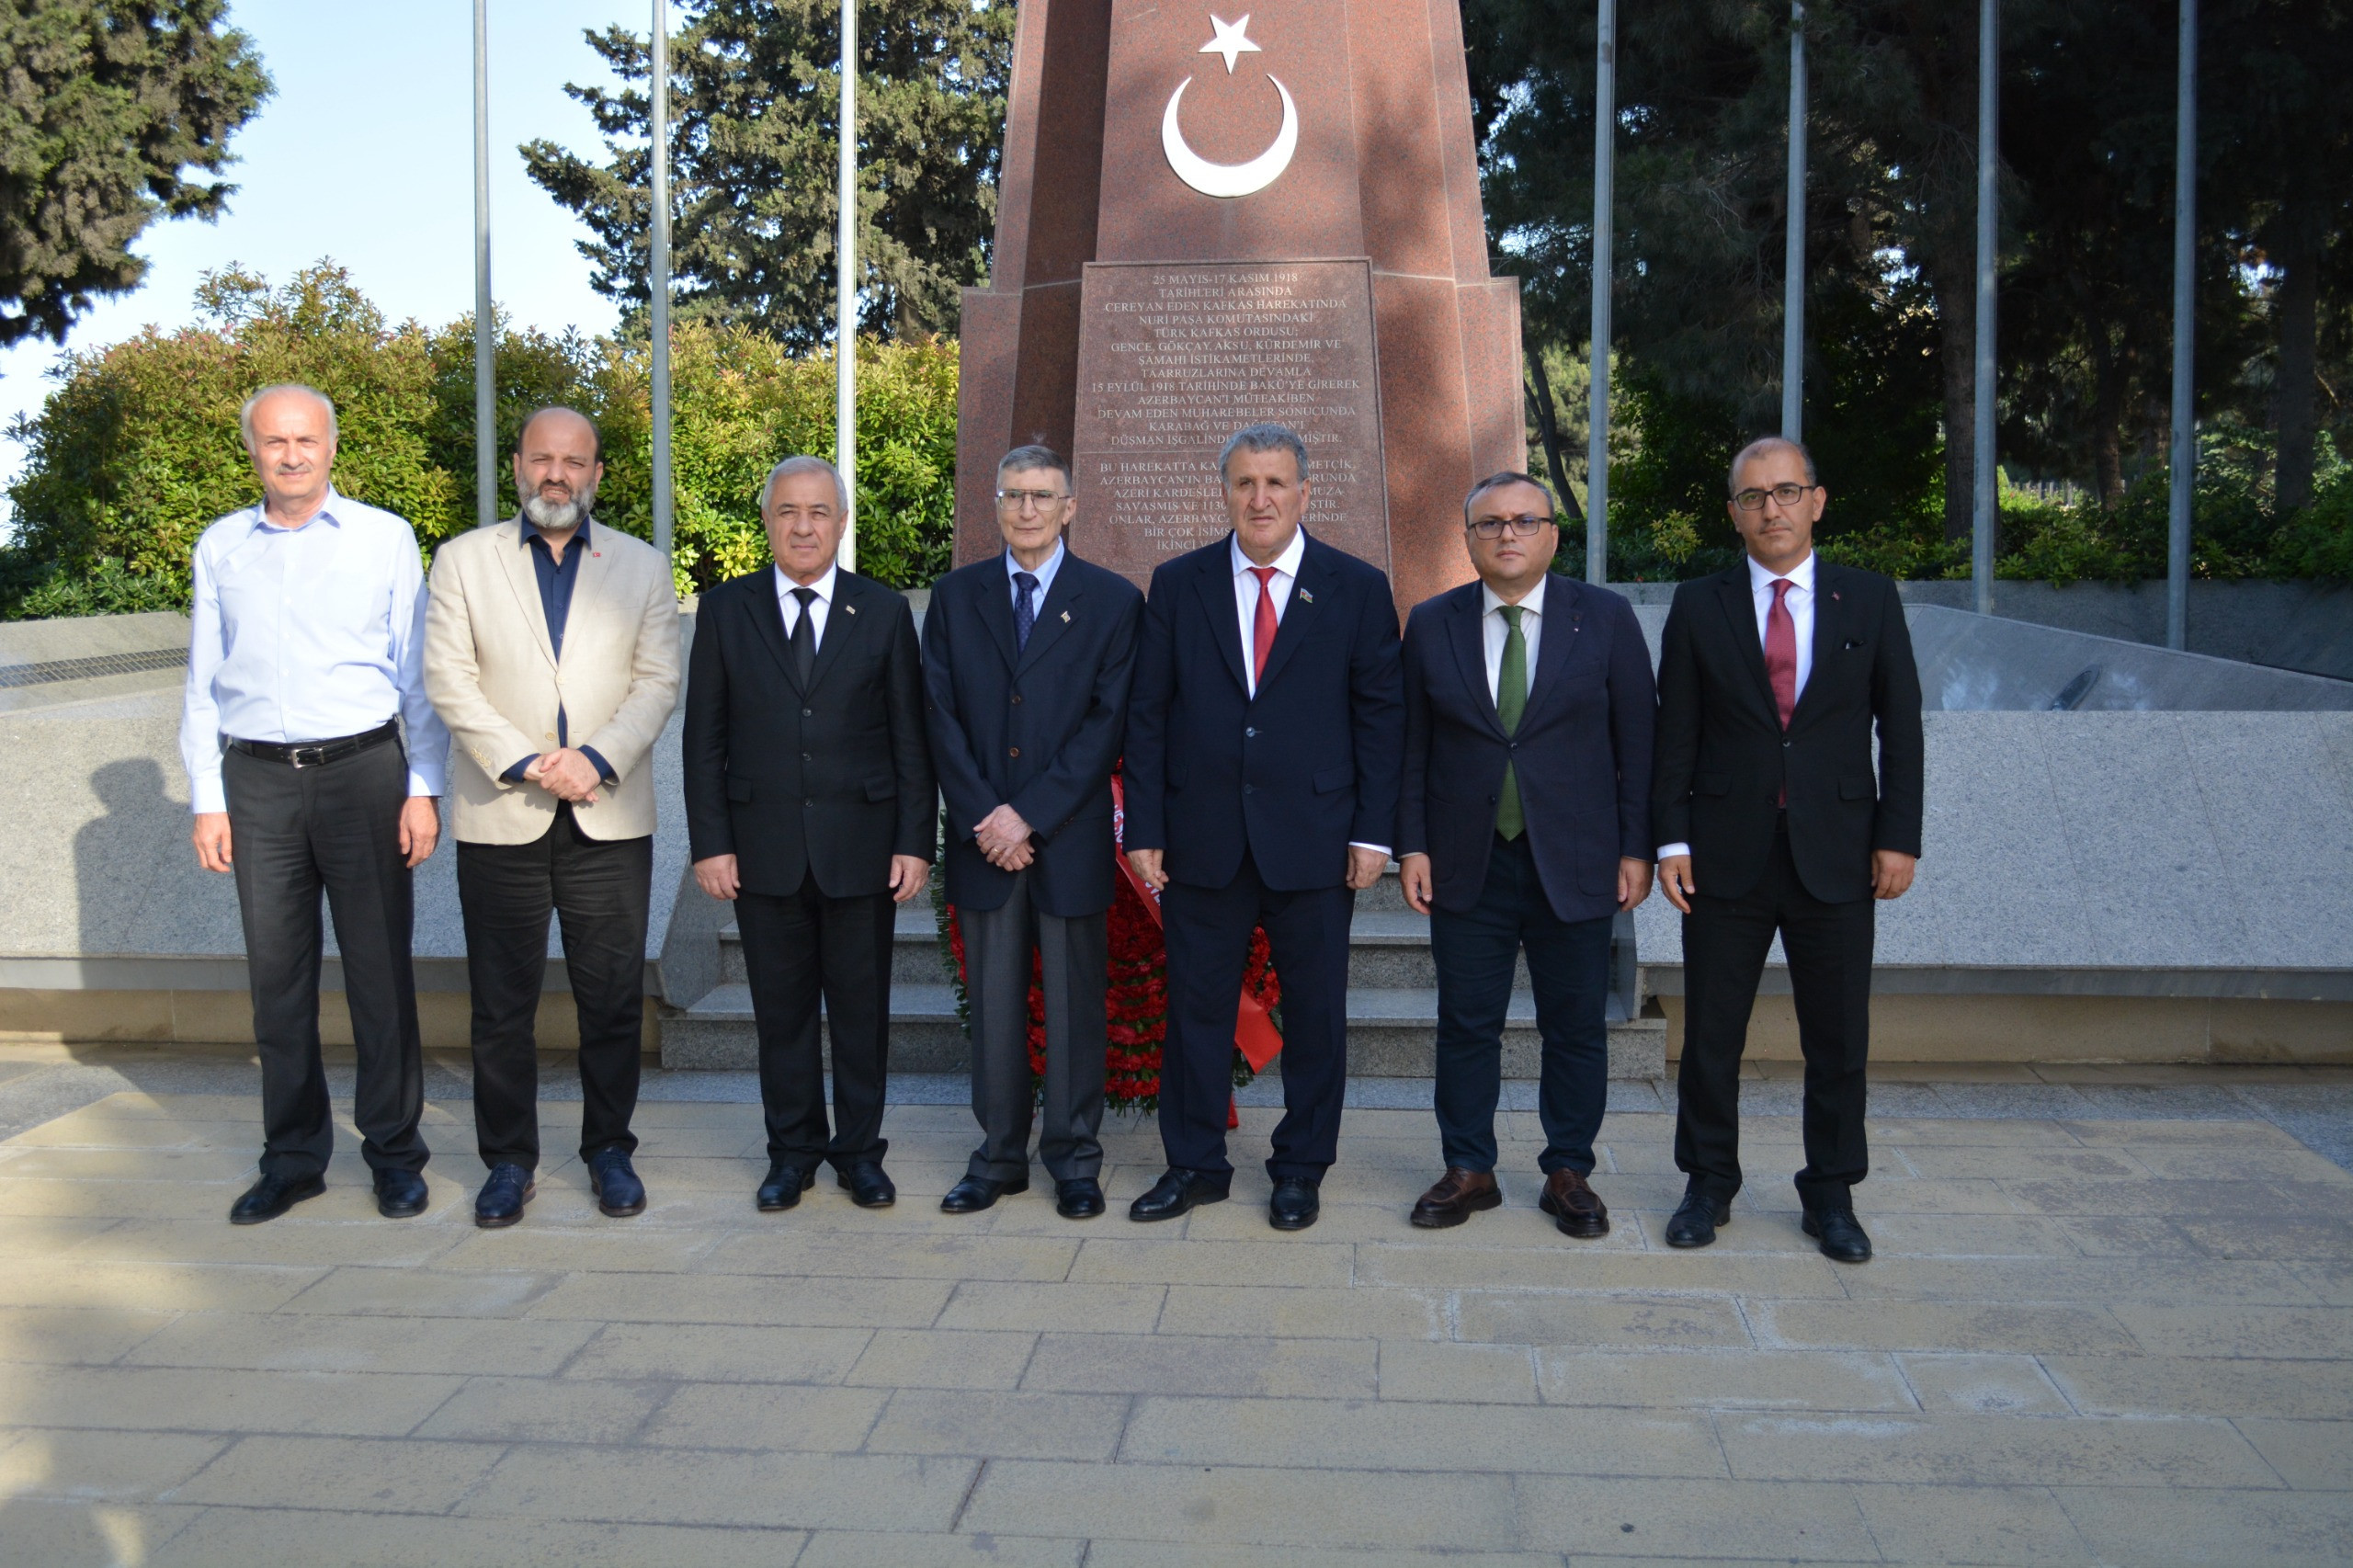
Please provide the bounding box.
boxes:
[2165,0,2198,650]
[472,0,495,529]
[1780,1,1806,440]
[1971,0,1998,616]
[835,0,858,571]
[1586,0,1615,586]
[650,0,674,563]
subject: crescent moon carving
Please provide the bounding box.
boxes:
[1161,74,1299,199]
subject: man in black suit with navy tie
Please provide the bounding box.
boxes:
[1653,437,1923,1263]
[1397,472,1656,1237]
[924,445,1142,1221]
[1122,423,1404,1233]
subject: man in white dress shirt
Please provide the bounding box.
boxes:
[180,384,449,1225]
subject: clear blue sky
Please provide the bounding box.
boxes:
[0,0,661,500]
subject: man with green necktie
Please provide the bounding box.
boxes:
[1396,473,1657,1236]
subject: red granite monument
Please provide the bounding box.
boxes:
[954,0,1524,612]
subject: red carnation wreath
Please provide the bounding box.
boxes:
[938,765,1280,1115]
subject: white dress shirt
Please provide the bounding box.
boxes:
[775,562,838,648]
[1658,551,1816,861]
[1007,539,1065,611]
[1230,526,1305,697]
[179,492,449,815]
[1480,575,1546,704]
[1230,528,1387,858]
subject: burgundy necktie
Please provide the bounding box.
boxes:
[1765,578,1798,728]
[1249,565,1279,688]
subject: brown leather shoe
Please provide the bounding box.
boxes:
[1410,1167,1502,1229]
[1539,1169,1610,1238]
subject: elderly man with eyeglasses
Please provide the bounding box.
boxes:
[1396,472,1656,1235]
[1651,437,1923,1263]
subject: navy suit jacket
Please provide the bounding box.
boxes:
[923,550,1142,917]
[1123,531,1404,892]
[1398,574,1656,922]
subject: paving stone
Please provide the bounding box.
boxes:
[0,1499,200,1565]
[2055,1485,2353,1565]
[1895,1353,2075,1415]
[412,1375,666,1444]
[1719,1410,2278,1486]
[936,1280,1167,1334]
[149,1511,809,1568]
[1069,1238,1354,1288]
[637,1381,891,1450]
[0,1426,227,1501]
[1081,1548,1559,1568]
[0,1257,324,1313]
[1121,1395,1726,1477]
[278,1265,564,1318]
[848,1328,1039,1389]
[1510,1475,1879,1560]
[528,1269,951,1327]
[561,1322,872,1384]
[1849,1483,2094,1564]
[1156,1284,1445,1341]
[2110,1303,2353,1358]
[1838,1256,2325,1306]
[1021,1334,1379,1399]
[2233,1418,2353,1491]
[1356,1243,1846,1297]
[168,1433,507,1512]
[0,1304,174,1365]
[125,1311,597,1377]
[1454,1291,1756,1350]
[2042,1354,2353,1419]
[0,1364,464,1437]
[863,1389,1131,1460]
[1534,1348,1914,1412]
[795,1531,1084,1567]
[1377,1340,1540,1403]
[1753,1299,2138,1355]
[701,1231,1079,1282]
[458,1445,979,1530]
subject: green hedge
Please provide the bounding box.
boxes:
[1,264,959,619]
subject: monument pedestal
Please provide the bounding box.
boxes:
[956,0,1523,609]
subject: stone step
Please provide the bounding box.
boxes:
[660,981,1666,1079]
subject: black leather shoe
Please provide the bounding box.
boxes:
[757,1163,816,1211]
[1664,1188,1730,1249]
[1055,1177,1106,1220]
[588,1149,646,1218]
[1129,1167,1229,1221]
[837,1161,897,1209]
[229,1172,324,1225]
[474,1163,535,1229]
[373,1168,429,1220]
[1803,1205,1874,1264]
[941,1174,1028,1213]
[1268,1176,1321,1232]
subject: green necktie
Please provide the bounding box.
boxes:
[1495,603,1528,841]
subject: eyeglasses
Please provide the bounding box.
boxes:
[1469,514,1553,539]
[1733,483,1816,512]
[995,488,1069,511]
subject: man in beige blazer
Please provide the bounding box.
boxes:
[426,406,680,1227]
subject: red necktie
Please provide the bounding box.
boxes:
[1765,578,1798,729]
[1249,565,1279,687]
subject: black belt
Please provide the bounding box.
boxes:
[227,721,399,768]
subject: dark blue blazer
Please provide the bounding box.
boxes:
[923,550,1142,917]
[1398,574,1656,922]
[1123,531,1404,892]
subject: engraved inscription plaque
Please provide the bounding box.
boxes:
[1070,259,1391,585]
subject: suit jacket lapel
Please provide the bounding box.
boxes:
[747,569,802,692]
[802,574,864,697]
[1519,574,1579,727]
[1445,585,1504,737]
[1015,562,1083,675]
[493,519,560,671]
[1252,538,1327,694]
[1789,564,1846,730]
[1196,542,1251,696]
[1715,567,1778,720]
[977,556,1020,674]
[557,524,614,671]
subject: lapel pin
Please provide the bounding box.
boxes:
[845,604,858,614]
[1299,589,1313,604]
[1061,610,1072,623]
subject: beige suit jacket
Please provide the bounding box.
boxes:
[425,517,681,844]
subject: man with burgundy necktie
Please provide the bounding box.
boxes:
[1122,423,1404,1232]
[1653,437,1922,1263]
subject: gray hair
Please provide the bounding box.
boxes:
[240,383,337,449]
[1727,436,1818,496]
[761,454,849,513]
[1463,471,1558,527]
[1218,423,1309,483]
[996,443,1072,484]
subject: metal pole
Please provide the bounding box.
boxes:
[472,0,495,530]
[650,1,674,562]
[2166,0,2198,650]
[1971,0,1998,615]
[835,0,858,572]
[1586,0,1614,586]
[1780,2,1806,440]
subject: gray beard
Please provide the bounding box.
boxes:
[521,487,594,531]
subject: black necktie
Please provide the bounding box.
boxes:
[1013,572,1039,653]
[790,586,817,686]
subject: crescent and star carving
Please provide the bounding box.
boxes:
[1162,14,1298,199]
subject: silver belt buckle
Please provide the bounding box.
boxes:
[288,743,328,768]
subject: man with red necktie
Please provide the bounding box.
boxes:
[1122,423,1404,1233]
[1652,437,1923,1263]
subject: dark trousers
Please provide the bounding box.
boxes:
[1676,816,1874,1211]
[222,740,426,1179]
[735,874,894,1169]
[1160,848,1354,1184]
[456,807,651,1171]
[961,870,1108,1183]
[1429,833,1615,1176]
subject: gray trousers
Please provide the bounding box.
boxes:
[961,869,1108,1183]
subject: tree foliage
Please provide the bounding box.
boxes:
[0,0,270,348]
[519,0,1014,347]
[0,264,960,619]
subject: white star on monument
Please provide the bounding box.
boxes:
[1199,14,1262,74]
